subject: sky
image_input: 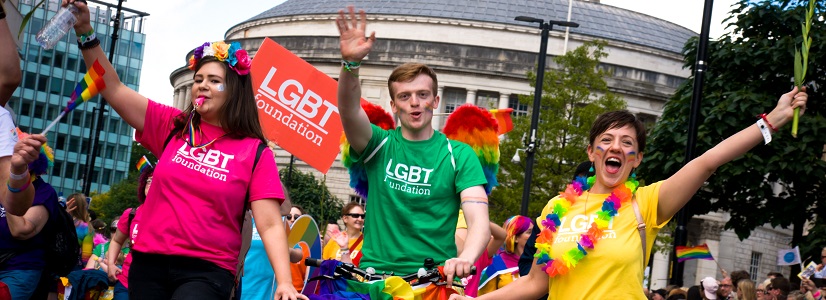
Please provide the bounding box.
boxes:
[124,0,739,106]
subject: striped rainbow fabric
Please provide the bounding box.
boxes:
[65,59,106,112]
[676,244,714,262]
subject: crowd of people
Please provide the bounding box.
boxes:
[0,1,815,300]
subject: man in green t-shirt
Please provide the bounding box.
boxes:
[335,6,491,283]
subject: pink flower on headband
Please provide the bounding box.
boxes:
[231,49,252,75]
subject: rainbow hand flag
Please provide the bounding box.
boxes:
[135,156,152,172]
[66,59,106,112]
[676,244,714,262]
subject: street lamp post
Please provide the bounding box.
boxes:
[83,0,125,196]
[514,16,578,217]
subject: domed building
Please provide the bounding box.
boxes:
[168,0,793,288]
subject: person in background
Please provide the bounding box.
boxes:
[736,279,756,300]
[323,202,364,265]
[454,211,507,297]
[106,167,153,300]
[652,289,667,300]
[476,216,529,296]
[66,192,94,266]
[285,204,311,292]
[86,218,128,275]
[285,205,304,228]
[720,277,735,300]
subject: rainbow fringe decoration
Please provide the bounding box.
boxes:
[442,104,500,194]
[340,101,395,198]
[534,176,639,277]
[42,59,107,135]
[136,156,152,173]
[676,244,714,262]
[16,128,54,176]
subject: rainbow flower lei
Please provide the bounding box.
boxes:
[188,41,252,75]
[534,175,640,277]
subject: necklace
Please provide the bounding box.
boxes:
[534,175,639,277]
[186,113,227,149]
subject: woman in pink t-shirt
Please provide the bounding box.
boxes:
[65,2,304,299]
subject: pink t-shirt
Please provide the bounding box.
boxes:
[464,249,493,297]
[116,207,139,288]
[133,101,284,274]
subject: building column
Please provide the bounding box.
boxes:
[465,89,477,105]
[185,85,192,106]
[498,93,510,109]
[433,86,444,130]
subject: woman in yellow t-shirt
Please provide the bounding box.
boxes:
[450,91,808,300]
[322,202,365,266]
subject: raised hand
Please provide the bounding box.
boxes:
[336,6,375,62]
[767,86,808,129]
[62,0,92,33]
[11,134,46,172]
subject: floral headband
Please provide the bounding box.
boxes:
[188,41,251,75]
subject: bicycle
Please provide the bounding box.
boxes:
[302,257,474,299]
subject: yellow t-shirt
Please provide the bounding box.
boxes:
[536,181,666,299]
[322,235,364,263]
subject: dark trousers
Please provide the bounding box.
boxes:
[129,251,234,300]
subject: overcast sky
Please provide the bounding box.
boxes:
[125,0,738,106]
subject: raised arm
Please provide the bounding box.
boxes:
[63,0,148,132]
[0,15,22,105]
[336,6,375,154]
[657,87,808,224]
[486,221,506,257]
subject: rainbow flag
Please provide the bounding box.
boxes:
[489,108,514,135]
[676,244,714,262]
[66,59,106,112]
[135,156,152,172]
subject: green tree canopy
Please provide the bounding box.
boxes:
[489,40,625,224]
[639,0,826,242]
[280,168,343,225]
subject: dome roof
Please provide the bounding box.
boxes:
[242,0,696,54]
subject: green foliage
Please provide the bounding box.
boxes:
[280,168,342,224]
[639,0,826,240]
[489,40,625,224]
[89,171,139,225]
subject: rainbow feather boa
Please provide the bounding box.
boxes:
[340,101,395,198]
[534,175,639,277]
[442,104,500,194]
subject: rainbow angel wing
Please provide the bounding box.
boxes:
[340,101,395,198]
[442,104,501,194]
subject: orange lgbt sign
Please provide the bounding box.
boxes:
[251,38,342,173]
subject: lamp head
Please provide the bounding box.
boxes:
[515,16,542,23]
[512,151,521,163]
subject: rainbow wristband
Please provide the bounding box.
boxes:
[7,179,31,194]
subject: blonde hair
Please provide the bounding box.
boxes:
[737,279,756,300]
[68,193,90,222]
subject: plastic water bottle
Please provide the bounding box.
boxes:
[35,5,79,50]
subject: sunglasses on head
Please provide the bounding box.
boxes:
[285,214,301,221]
[345,213,365,219]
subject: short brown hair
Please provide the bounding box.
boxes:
[589,110,647,153]
[387,63,438,100]
[341,202,364,217]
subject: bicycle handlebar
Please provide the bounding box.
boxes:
[304,258,476,285]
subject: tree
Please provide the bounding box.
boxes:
[280,168,343,225]
[489,40,625,224]
[89,172,140,224]
[640,0,826,258]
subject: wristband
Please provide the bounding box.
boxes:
[10,168,29,181]
[341,60,361,71]
[7,179,31,194]
[756,119,772,145]
[76,28,95,40]
[759,113,777,132]
[78,37,100,50]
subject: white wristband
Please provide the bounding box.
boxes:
[756,119,772,145]
[10,168,28,180]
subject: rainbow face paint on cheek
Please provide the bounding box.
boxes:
[216,84,225,92]
[627,151,637,162]
[595,146,606,155]
[424,101,436,112]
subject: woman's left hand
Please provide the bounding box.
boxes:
[767,86,808,128]
[274,285,308,300]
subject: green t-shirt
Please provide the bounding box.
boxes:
[351,125,487,274]
[92,242,130,260]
